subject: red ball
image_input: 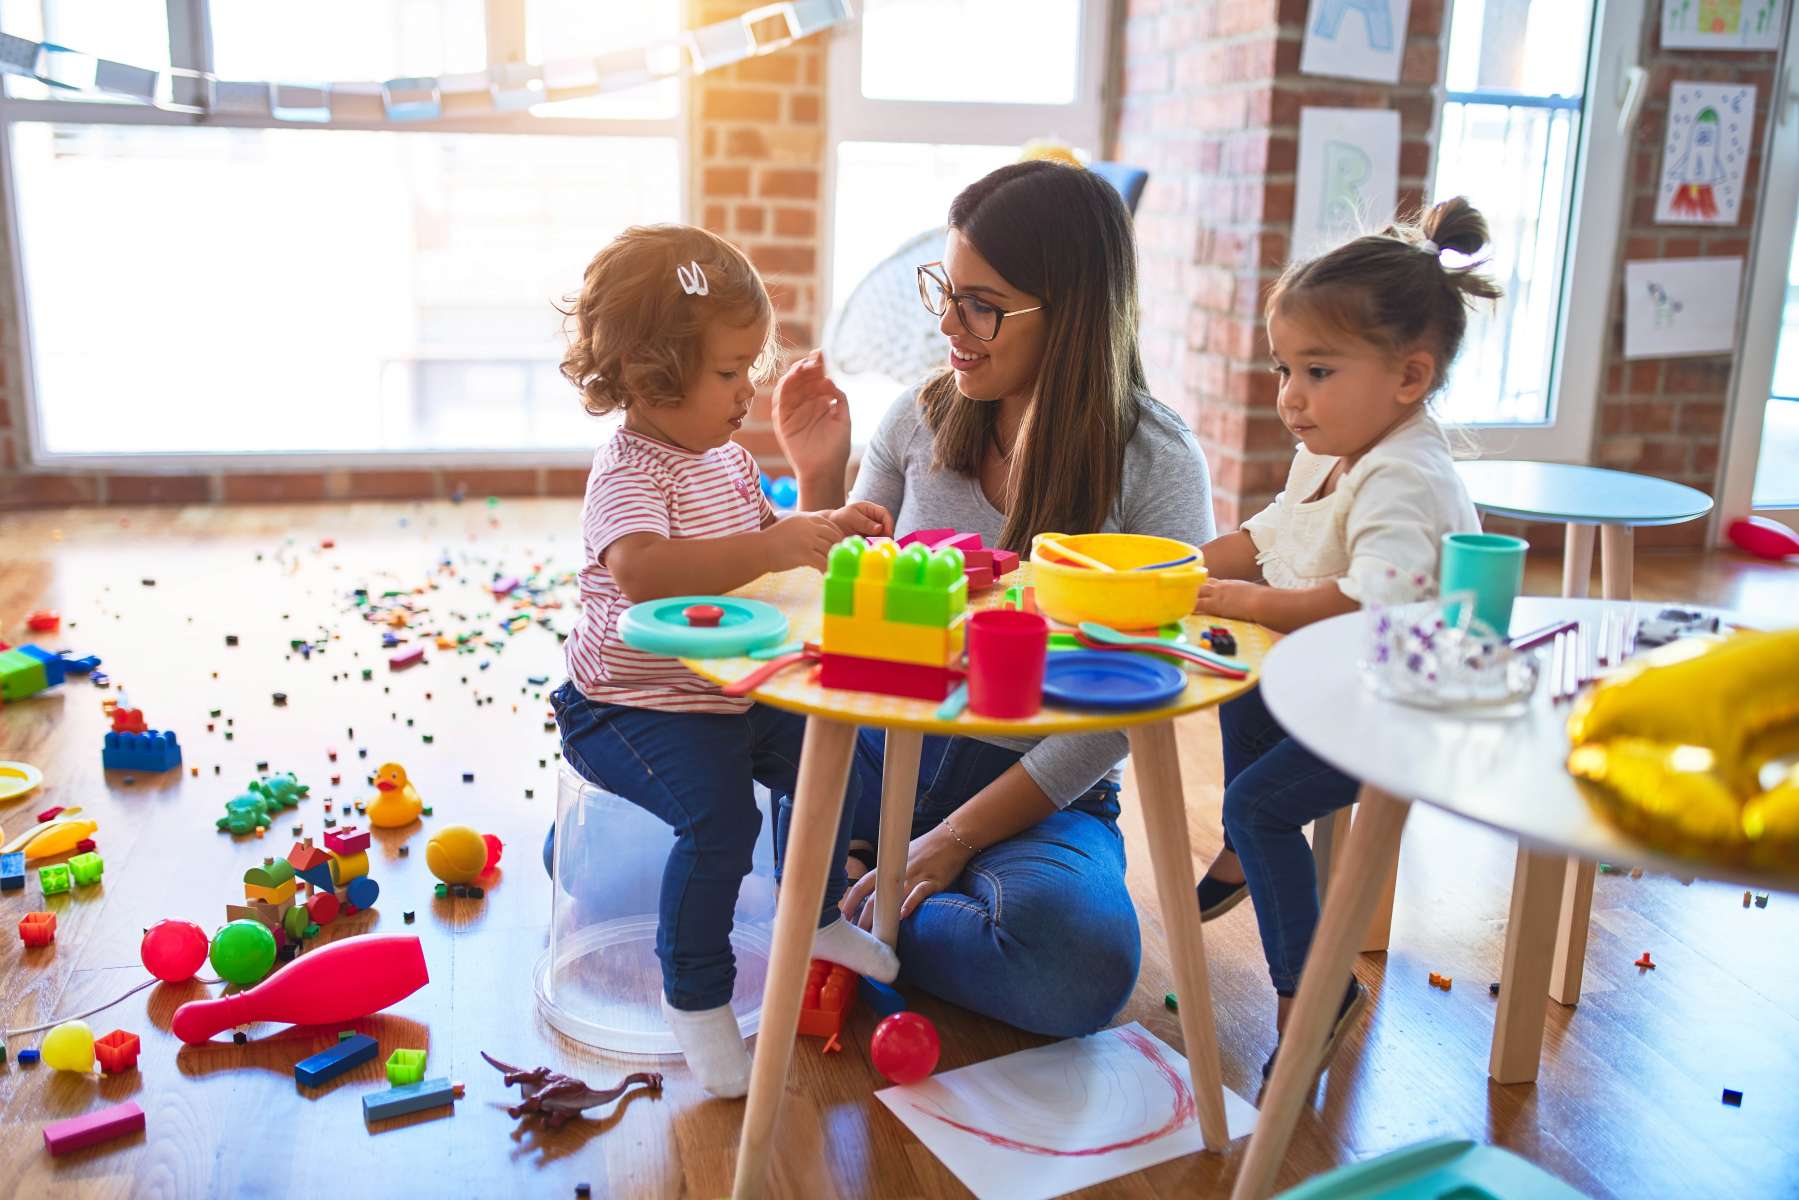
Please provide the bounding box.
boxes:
[482,833,504,874]
[140,919,209,982]
[869,1012,940,1085]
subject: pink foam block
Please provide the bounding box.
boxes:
[44,1101,145,1156]
[990,549,1021,577]
[935,531,984,554]
[388,646,425,670]
[897,528,956,549]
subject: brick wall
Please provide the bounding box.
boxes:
[0,3,828,509]
[1115,0,1446,532]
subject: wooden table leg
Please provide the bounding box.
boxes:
[1315,807,1396,954]
[1599,525,1634,601]
[1561,522,1596,598]
[873,727,923,948]
[731,717,859,1200]
[1127,721,1230,1152]
[1491,846,1565,1084]
[1362,853,1398,954]
[1230,785,1409,1200]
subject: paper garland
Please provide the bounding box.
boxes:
[0,0,852,121]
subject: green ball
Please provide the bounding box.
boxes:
[210,919,277,985]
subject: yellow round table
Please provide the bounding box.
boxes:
[682,566,1274,1199]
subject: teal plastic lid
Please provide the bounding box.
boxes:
[616,596,789,658]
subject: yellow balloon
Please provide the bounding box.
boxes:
[41,1019,95,1072]
[426,825,487,885]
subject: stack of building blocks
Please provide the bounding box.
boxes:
[0,850,24,892]
[295,1032,379,1087]
[102,730,182,773]
[363,1076,457,1123]
[110,705,147,733]
[43,1100,145,1157]
[895,529,1020,593]
[18,911,56,945]
[0,643,65,701]
[94,1030,140,1074]
[797,959,857,1039]
[820,537,967,701]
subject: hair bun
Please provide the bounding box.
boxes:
[1421,196,1489,258]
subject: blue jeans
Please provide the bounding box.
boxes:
[546,681,856,1012]
[775,730,1140,1038]
[1218,685,1361,995]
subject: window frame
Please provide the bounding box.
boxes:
[1443,0,1646,463]
[0,0,686,470]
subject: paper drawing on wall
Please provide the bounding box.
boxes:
[1294,107,1400,258]
[1662,0,1783,50]
[1301,0,1412,84]
[1655,82,1755,225]
[874,1023,1258,1200]
[1623,257,1743,359]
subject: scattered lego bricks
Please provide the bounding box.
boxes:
[1722,1088,1743,1107]
[386,1047,427,1085]
[18,911,56,946]
[94,1030,140,1074]
[1428,972,1453,991]
[1635,951,1656,971]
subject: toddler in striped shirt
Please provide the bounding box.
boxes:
[547,224,897,1097]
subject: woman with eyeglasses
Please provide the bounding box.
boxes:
[770,159,1215,1036]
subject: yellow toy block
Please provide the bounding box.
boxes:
[329,850,370,886]
[853,541,897,619]
[243,879,297,905]
[822,613,965,667]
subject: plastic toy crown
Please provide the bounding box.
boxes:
[1360,593,1539,712]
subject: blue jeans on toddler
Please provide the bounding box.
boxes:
[545,680,857,1012]
[1217,685,1361,995]
[774,730,1141,1037]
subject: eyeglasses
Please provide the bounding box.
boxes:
[916,262,1042,343]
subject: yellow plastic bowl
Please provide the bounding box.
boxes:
[1028,533,1208,629]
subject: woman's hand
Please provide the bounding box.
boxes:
[828,500,893,539]
[1193,578,1265,623]
[773,349,852,487]
[839,823,975,929]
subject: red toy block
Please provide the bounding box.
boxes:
[94,1030,140,1074]
[19,911,56,946]
[819,652,960,701]
[43,1100,145,1156]
[26,610,61,632]
[965,564,995,592]
[897,528,955,549]
[324,825,370,856]
[797,959,857,1039]
[1635,951,1655,970]
[110,706,147,734]
[989,549,1020,577]
[934,531,984,555]
[36,805,64,823]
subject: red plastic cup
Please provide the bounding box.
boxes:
[966,609,1049,719]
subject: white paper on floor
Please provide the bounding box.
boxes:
[874,1022,1259,1200]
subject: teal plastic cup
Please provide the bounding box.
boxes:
[1439,532,1528,635]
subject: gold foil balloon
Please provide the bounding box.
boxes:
[41,1019,95,1072]
[1566,628,1799,869]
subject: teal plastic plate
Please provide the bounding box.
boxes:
[616,596,789,658]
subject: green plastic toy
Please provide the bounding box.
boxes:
[67,851,104,887]
[386,1048,427,1085]
[1272,1137,1590,1199]
[38,863,71,896]
[209,919,277,985]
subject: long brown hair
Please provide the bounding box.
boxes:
[920,161,1145,552]
[1266,197,1502,394]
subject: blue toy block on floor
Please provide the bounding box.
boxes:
[294,1033,378,1088]
[102,729,182,773]
[362,1076,456,1123]
[0,850,24,892]
[16,644,66,687]
[859,976,906,1019]
[1272,1137,1590,1199]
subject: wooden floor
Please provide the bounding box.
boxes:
[1,500,1795,1199]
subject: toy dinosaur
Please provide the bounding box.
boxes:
[480,1051,662,1130]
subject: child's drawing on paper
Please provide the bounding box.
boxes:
[1663,0,1782,50]
[1300,0,1413,84]
[1646,280,1685,328]
[1293,107,1399,257]
[1655,82,1755,226]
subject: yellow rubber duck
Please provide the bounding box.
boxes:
[365,762,423,829]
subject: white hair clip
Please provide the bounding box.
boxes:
[1419,239,1440,256]
[676,260,709,296]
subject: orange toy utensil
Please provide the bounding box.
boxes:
[722,643,821,697]
[172,933,428,1044]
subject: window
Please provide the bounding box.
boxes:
[824,0,1109,435]
[1,1,683,461]
[1428,0,1644,463]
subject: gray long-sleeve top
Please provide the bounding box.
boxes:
[849,388,1217,806]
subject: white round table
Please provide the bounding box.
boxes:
[1455,461,1716,1006]
[1228,597,1795,1199]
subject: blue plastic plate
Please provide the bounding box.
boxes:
[1040,651,1186,711]
[616,596,789,658]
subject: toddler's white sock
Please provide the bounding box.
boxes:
[661,995,751,1099]
[812,915,900,983]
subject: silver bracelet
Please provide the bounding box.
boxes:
[940,815,978,853]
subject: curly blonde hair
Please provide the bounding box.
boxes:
[559,224,778,416]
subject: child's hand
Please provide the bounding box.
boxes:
[773,350,852,481]
[762,512,843,572]
[1194,578,1264,623]
[827,501,892,539]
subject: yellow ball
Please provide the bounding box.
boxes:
[426,825,487,885]
[42,1019,94,1072]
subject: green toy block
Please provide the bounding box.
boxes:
[386,1047,427,1085]
[823,576,857,617]
[882,545,966,627]
[434,882,448,898]
[0,649,49,700]
[37,863,71,895]
[67,852,104,887]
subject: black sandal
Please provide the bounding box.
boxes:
[844,841,876,882]
[1261,979,1367,1085]
[1197,873,1249,922]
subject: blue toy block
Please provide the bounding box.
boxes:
[18,1048,40,1065]
[102,729,182,773]
[16,644,66,687]
[60,654,101,675]
[345,875,379,910]
[296,862,336,892]
[859,976,907,1019]
[294,1033,378,1087]
[362,1076,456,1123]
[0,850,24,892]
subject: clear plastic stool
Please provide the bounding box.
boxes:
[534,760,777,1056]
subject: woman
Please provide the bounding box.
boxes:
[772,160,1214,1037]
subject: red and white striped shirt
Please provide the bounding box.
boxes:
[565,427,774,714]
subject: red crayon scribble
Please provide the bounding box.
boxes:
[910,1027,1198,1157]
